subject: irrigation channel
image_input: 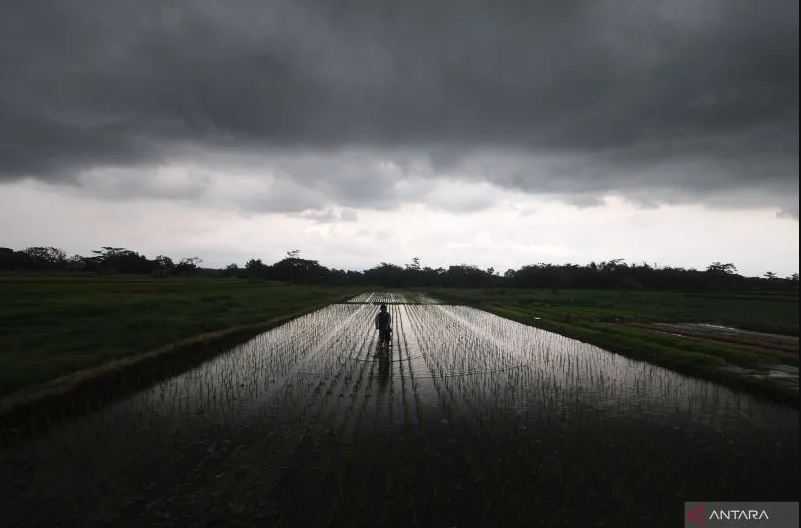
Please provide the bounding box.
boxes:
[1,293,798,526]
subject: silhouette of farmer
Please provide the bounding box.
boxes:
[375,304,392,345]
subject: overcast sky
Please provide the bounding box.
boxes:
[1,1,798,276]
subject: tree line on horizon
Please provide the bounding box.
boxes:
[1,246,798,291]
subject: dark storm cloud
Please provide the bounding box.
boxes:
[1,0,797,215]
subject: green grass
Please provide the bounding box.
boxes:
[0,274,359,397]
[427,287,799,404]
[427,287,798,335]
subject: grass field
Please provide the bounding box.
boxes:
[0,274,359,397]
[427,288,799,334]
[427,287,799,404]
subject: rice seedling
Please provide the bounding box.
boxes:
[0,292,796,527]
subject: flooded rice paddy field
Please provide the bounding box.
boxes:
[346,291,440,304]
[1,294,798,527]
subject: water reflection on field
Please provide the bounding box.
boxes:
[1,298,797,526]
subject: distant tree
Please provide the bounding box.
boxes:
[440,264,495,288]
[364,262,406,287]
[0,247,26,269]
[24,246,66,268]
[245,259,263,270]
[223,263,241,278]
[93,247,127,258]
[706,262,738,275]
[145,255,173,277]
[600,258,626,271]
[3,242,799,293]
[244,259,269,278]
[154,255,174,270]
[272,256,328,283]
[65,254,87,271]
[175,257,202,273]
[90,246,153,274]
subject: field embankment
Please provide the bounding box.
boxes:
[427,288,799,405]
[0,274,359,399]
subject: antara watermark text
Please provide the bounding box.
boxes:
[685,502,797,527]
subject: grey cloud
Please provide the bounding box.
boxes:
[293,207,359,223]
[0,0,797,215]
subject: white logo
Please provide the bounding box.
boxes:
[709,509,769,521]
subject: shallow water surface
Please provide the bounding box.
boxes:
[1,296,797,526]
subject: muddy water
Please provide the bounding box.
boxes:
[1,297,798,527]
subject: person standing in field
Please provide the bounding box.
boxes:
[375,304,392,345]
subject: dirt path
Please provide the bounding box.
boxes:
[1,294,797,527]
[647,322,799,355]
